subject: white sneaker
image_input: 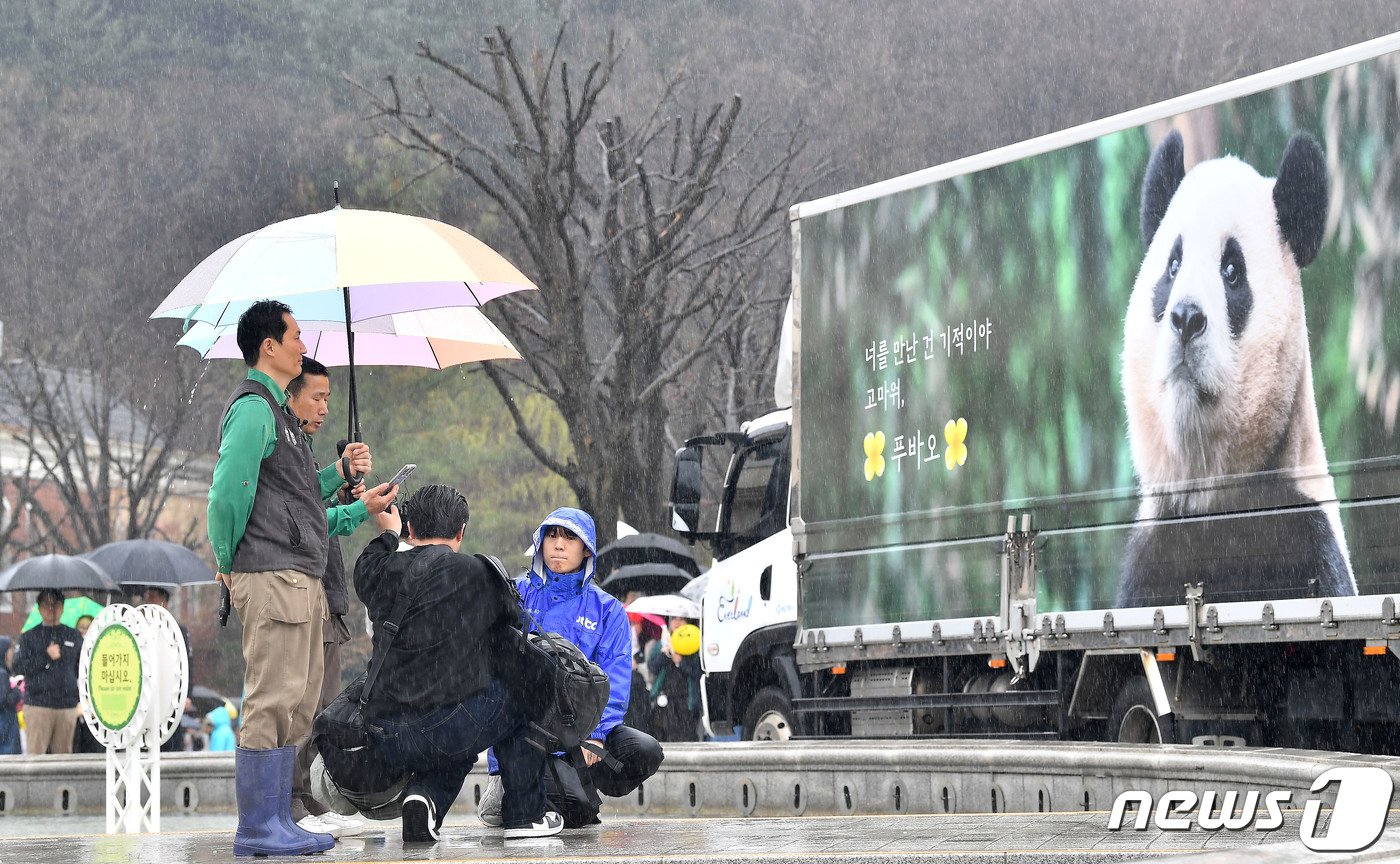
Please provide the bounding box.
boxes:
[314,810,364,837]
[477,773,503,827]
[297,813,343,839]
[504,810,564,839]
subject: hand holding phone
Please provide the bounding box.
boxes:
[386,463,417,488]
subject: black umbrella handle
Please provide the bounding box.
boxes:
[335,441,362,492]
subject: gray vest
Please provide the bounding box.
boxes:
[220,378,328,578]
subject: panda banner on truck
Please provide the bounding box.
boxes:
[796,38,1400,629]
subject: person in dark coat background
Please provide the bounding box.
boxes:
[0,637,22,754]
[12,590,82,755]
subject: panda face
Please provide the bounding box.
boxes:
[1123,156,1309,492]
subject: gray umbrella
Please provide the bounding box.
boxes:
[599,563,694,599]
[0,554,119,593]
[595,533,700,578]
[86,539,213,589]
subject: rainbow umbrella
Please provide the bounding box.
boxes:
[150,196,534,443]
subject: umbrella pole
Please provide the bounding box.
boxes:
[341,285,362,453]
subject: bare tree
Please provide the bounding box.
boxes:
[0,331,203,557]
[348,24,818,541]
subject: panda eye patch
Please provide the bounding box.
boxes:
[1220,245,1245,288]
[1220,237,1253,337]
[1151,236,1183,322]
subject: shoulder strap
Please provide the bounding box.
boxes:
[475,553,536,635]
[358,549,429,710]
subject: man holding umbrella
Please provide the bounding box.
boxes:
[208,300,397,857]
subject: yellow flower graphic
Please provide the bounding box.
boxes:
[863,431,886,481]
[943,418,968,470]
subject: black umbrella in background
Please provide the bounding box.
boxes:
[599,563,695,600]
[86,539,213,589]
[188,685,239,716]
[0,554,120,593]
[595,533,700,579]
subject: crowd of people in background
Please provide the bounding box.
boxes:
[0,585,237,756]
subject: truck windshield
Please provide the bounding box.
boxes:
[720,431,790,557]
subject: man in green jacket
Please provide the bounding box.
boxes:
[208,299,397,857]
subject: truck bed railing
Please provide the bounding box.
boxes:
[794,690,1061,713]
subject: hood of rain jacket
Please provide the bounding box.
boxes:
[208,705,232,729]
[517,507,631,741]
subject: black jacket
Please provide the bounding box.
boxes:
[13,624,81,709]
[353,531,517,714]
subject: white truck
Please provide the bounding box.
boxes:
[671,31,1400,750]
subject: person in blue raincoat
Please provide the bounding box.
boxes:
[208,704,238,752]
[479,507,664,828]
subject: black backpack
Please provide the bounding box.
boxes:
[475,555,615,765]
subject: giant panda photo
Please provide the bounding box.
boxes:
[1116,129,1359,608]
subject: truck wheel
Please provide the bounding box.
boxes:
[1108,676,1177,744]
[743,687,794,741]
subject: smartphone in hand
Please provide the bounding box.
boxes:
[386,463,417,487]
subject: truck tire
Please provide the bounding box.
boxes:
[1108,676,1178,745]
[743,687,794,741]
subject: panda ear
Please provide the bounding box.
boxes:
[1274,132,1328,269]
[1141,130,1185,248]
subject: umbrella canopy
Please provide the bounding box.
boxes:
[177,306,521,369]
[0,555,119,593]
[151,205,537,327]
[152,201,534,443]
[626,593,701,621]
[21,594,105,632]
[595,533,700,578]
[599,563,695,600]
[680,573,708,605]
[85,539,214,589]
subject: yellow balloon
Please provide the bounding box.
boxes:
[671,624,701,657]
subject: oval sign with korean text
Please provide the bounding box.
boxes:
[88,624,143,731]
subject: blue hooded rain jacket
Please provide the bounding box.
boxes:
[490,508,632,770]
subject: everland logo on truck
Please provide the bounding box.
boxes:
[1106,767,1393,852]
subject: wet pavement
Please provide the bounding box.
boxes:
[0,810,1325,863]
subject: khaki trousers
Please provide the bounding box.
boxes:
[231,569,326,750]
[25,705,77,755]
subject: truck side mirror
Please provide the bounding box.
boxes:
[671,446,704,535]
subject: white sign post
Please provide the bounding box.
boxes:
[77,603,189,834]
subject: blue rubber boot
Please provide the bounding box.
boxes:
[280,745,335,851]
[234,747,325,856]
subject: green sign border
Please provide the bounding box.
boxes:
[88,624,142,732]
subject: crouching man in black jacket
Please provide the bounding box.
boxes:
[354,484,562,842]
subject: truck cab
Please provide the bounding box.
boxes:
[670,303,802,739]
